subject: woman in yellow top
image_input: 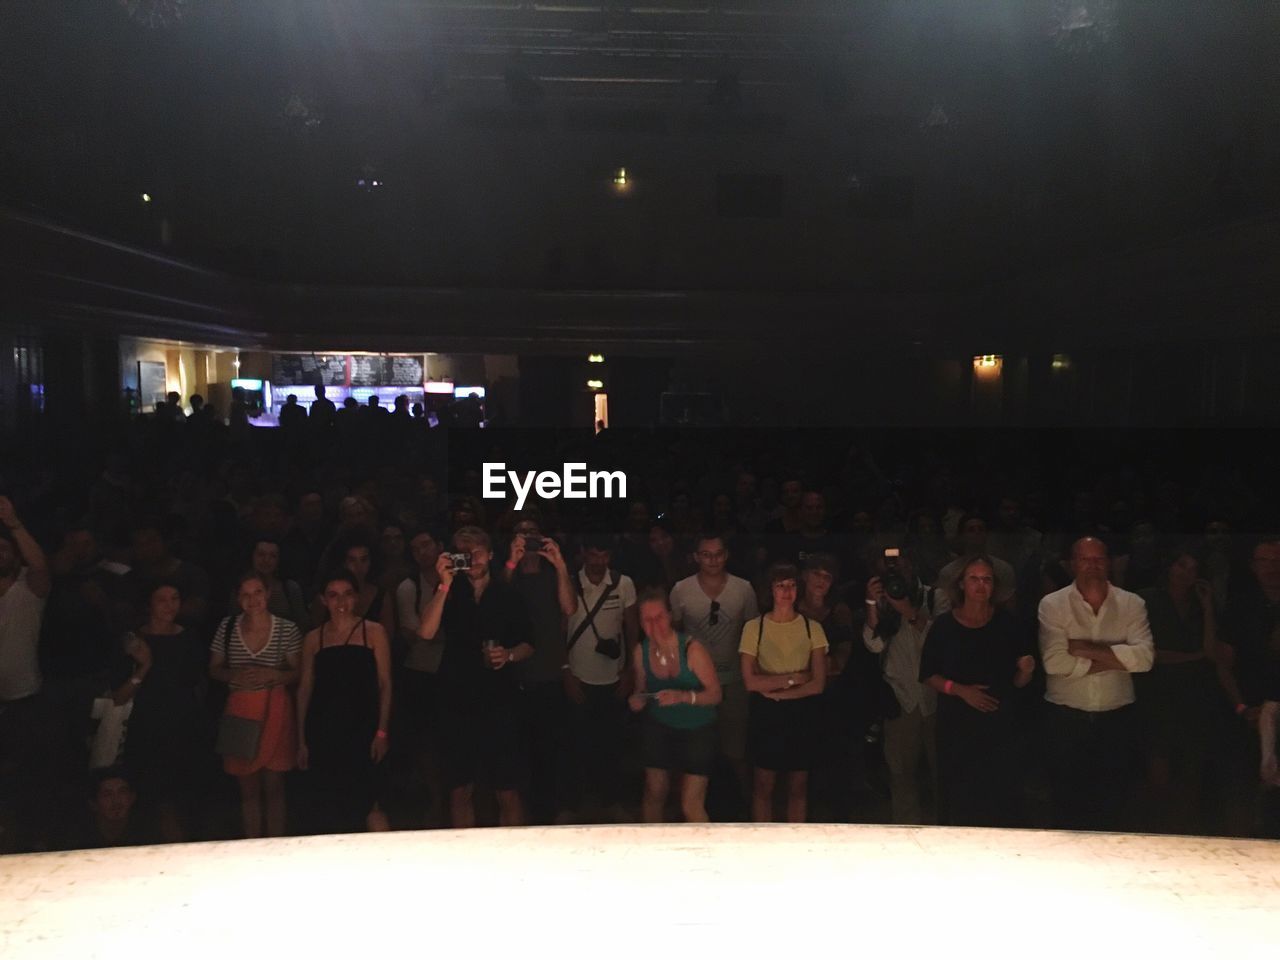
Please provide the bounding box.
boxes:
[739,562,829,822]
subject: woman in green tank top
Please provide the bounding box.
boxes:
[627,588,722,822]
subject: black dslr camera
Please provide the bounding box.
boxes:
[882,548,909,601]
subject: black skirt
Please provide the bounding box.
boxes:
[747,692,821,773]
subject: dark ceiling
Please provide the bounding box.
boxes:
[2,1,1279,294]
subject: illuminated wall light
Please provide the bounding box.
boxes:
[1051,353,1072,370]
[612,167,628,186]
[588,354,605,363]
[587,379,604,390]
[141,193,152,203]
[972,354,1003,380]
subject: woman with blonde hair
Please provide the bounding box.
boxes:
[919,555,1035,826]
[628,588,722,822]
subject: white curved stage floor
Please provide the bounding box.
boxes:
[2,825,1278,958]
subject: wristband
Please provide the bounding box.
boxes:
[375,729,388,740]
[561,664,571,672]
[437,581,450,593]
[690,691,697,706]
[865,598,877,606]
[128,675,143,685]
[944,680,954,695]
[1235,703,1248,716]
[505,559,518,570]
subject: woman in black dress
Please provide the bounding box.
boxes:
[296,571,393,833]
[112,580,212,841]
[919,555,1035,827]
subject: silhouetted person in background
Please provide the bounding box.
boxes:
[309,384,336,428]
[279,394,306,434]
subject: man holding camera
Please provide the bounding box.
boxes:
[501,517,577,825]
[561,534,639,822]
[1038,536,1154,831]
[862,543,939,824]
[419,526,534,828]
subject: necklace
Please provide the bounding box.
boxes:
[653,638,676,667]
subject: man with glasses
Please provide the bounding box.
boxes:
[670,533,759,811]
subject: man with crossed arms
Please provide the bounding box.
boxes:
[1039,536,1154,831]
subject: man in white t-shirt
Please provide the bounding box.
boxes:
[670,533,759,806]
[561,535,638,821]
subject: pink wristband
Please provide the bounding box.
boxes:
[1235,703,1248,716]
[375,729,389,740]
[505,560,518,570]
[944,680,955,695]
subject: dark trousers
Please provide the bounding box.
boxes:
[564,680,625,811]
[524,680,569,824]
[1044,701,1137,832]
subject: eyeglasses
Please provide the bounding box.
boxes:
[709,600,720,626]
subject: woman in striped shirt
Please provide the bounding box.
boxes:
[209,572,302,838]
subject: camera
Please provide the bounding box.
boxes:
[522,535,545,553]
[594,635,622,660]
[882,548,909,601]
[446,552,472,572]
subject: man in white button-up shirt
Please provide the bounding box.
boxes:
[1038,537,1154,830]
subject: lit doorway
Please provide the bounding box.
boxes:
[594,392,609,432]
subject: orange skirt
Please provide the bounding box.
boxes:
[222,686,297,777]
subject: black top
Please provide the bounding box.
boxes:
[919,609,1033,704]
[118,628,210,777]
[510,564,565,686]
[1222,588,1280,704]
[439,576,533,704]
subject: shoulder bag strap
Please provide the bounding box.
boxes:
[567,571,619,654]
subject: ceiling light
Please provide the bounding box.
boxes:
[587,379,604,390]
[141,193,152,203]
[613,168,628,186]
[588,354,605,363]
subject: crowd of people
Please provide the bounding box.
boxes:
[1,396,1278,852]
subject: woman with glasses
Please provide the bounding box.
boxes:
[628,588,722,822]
[739,563,829,822]
[918,555,1035,827]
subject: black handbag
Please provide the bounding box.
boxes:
[214,615,264,761]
